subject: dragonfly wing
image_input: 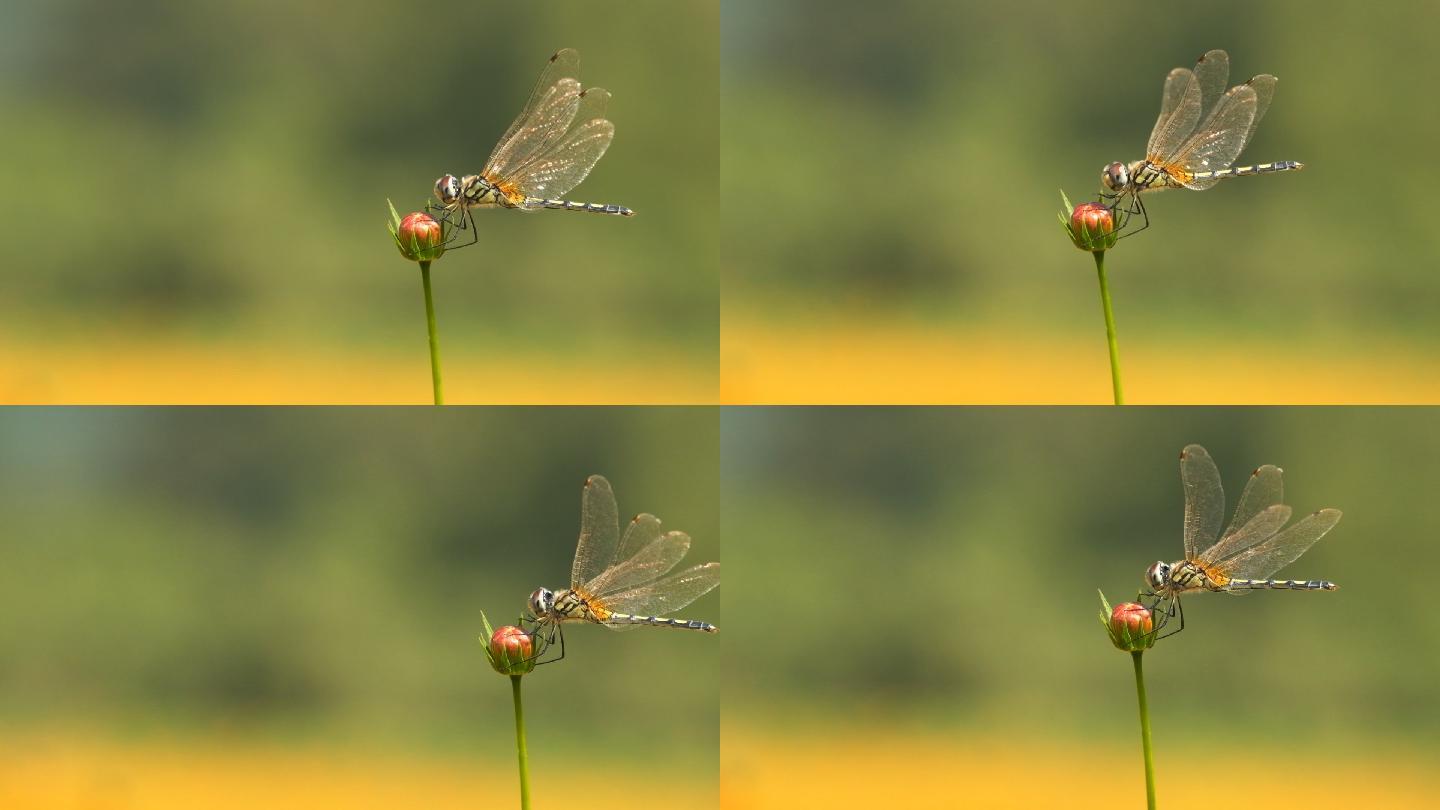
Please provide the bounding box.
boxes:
[1199,503,1292,565]
[571,474,621,590]
[617,512,664,563]
[483,50,585,182]
[1180,444,1225,561]
[584,529,691,598]
[506,88,615,200]
[1224,464,1284,541]
[1191,50,1231,132]
[493,49,580,148]
[593,561,720,620]
[1215,508,1342,580]
[1146,65,1203,162]
[1173,83,1261,190]
[1220,74,1277,176]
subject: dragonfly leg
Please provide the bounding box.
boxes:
[448,207,480,250]
[1151,593,1186,641]
[1135,589,1184,642]
[423,202,479,250]
[1112,194,1150,240]
[519,618,567,666]
[531,623,567,666]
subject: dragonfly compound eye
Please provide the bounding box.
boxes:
[528,587,553,617]
[1144,561,1169,590]
[434,174,460,205]
[1102,161,1129,191]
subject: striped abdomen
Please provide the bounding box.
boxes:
[1191,160,1304,182]
[526,198,635,216]
[1225,577,1337,591]
[603,612,718,633]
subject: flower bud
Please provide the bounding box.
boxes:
[1106,602,1155,652]
[488,625,536,676]
[1067,202,1117,252]
[391,210,446,262]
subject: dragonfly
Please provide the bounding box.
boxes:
[1101,49,1303,237]
[1141,444,1341,639]
[526,475,720,663]
[431,48,634,249]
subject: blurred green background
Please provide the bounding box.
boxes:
[0,1,718,403]
[721,0,1440,403]
[721,408,1440,807]
[0,408,719,807]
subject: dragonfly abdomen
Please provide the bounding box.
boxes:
[527,198,635,216]
[605,612,717,633]
[1226,577,1337,591]
[1191,160,1304,182]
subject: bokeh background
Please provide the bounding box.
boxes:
[721,0,1440,403]
[0,1,718,403]
[721,408,1440,808]
[0,408,720,809]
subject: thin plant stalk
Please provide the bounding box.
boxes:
[1131,650,1156,810]
[511,674,531,810]
[419,260,444,405]
[1093,250,1124,405]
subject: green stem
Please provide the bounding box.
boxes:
[419,260,444,405]
[1131,651,1156,810]
[511,674,531,810]
[1093,250,1124,405]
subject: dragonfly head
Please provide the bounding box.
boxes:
[528,587,555,620]
[1144,561,1171,591]
[434,174,461,206]
[1102,161,1130,193]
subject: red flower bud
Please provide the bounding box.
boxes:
[1068,202,1117,252]
[1107,602,1155,651]
[391,210,446,262]
[488,625,536,676]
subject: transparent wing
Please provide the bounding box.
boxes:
[1238,74,1277,148]
[1192,50,1231,132]
[1214,508,1342,580]
[1146,67,1202,161]
[1147,51,1228,163]
[594,561,720,623]
[1198,503,1292,566]
[507,88,615,199]
[483,49,584,181]
[1172,83,1262,189]
[583,528,691,599]
[1223,464,1284,540]
[617,512,664,563]
[1180,444,1225,560]
[496,49,581,147]
[571,474,620,590]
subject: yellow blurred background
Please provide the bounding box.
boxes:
[0,408,720,807]
[721,0,1440,404]
[720,408,1440,808]
[0,1,718,404]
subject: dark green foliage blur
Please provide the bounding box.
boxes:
[723,0,1440,345]
[722,408,1440,749]
[0,408,719,767]
[0,1,717,357]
